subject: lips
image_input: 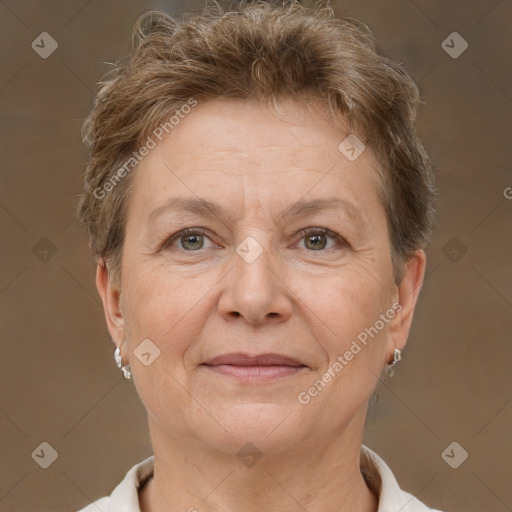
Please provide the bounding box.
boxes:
[203,353,305,367]
[202,353,307,382]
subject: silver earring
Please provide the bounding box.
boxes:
[114,347,132,379]
[386,348,402,377]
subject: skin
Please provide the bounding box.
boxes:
[96,97,426,512]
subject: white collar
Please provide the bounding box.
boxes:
[83,444,442,512]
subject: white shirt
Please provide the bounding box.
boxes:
[77,444,444,512]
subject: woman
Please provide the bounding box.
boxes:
[76,1,442,511]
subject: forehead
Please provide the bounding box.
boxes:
[127,98,385,226]
[157,98,358,165]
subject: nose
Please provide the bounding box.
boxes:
[217,235,293,326]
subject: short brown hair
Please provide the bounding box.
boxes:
[76,0,436,290]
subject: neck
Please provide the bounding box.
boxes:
[139,408,378,512]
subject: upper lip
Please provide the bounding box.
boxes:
[203,353,306,367]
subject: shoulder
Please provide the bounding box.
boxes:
[76,496,110,511]
[399,489,446,512]
[75,456,154,512]
[361,444,445,512]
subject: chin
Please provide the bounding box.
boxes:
[191,402,308,456]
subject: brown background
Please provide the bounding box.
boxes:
[0,0,511,511]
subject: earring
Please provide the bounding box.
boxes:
[114,347,132,379]
[386,348,402,377]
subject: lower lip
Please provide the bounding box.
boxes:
[203,364,306,382]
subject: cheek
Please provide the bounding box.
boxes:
[300,273,391,416]
[122,262,218,366]
[314,262,389,324]
[306,264,391,365]
[121,264,184,349]
[121,266,205,431]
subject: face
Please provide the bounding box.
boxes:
[98,97,424,456]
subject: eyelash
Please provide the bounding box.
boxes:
[160,227,349,253]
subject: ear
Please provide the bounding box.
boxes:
[386,249,427,359]
[95,262,125,349]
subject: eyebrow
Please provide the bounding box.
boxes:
[147,196,365,228]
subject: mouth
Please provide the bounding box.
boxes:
[201,353,308,382]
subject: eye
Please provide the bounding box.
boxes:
[160,227,349,253]
[162,228,215,251]
[295,227,348,251]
